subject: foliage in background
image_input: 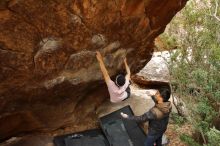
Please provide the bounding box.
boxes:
[170,113,186,126]
[160,0,220,145]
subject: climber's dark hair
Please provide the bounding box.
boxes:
[115,74,125,87]
[158,86,171,102]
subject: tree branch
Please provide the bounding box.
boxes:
[199,129,207,144]
[213,0,220,21]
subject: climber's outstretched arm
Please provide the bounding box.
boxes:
[96,51,110,83]
[124,58,131,80]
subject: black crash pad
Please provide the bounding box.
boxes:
[100,105,146,146]
[102,119,133,146]
[53,129,109,146]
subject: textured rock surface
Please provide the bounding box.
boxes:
[0,0,187,141]
[0,136,53,146]
[132,51,170,86]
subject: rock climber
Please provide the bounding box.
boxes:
[96,51,131,103]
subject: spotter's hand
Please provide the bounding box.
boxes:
[121,112,129,118]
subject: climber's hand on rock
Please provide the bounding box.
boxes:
[96,51,102,61]
[123,57,127,64]
[121,112,129,118]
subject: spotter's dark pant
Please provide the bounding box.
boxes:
[122,86,131,101]
[144,133,163,146]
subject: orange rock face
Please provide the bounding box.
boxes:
[0,0,187,141]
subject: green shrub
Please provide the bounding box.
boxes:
[170,113,186,126]
[205,127,220,146]
[161,0,220,145]
[180,134,201,146]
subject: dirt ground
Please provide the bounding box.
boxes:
[165,123,192,146]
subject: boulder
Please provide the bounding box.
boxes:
[132,51,170,86]
[0,0,187,141]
